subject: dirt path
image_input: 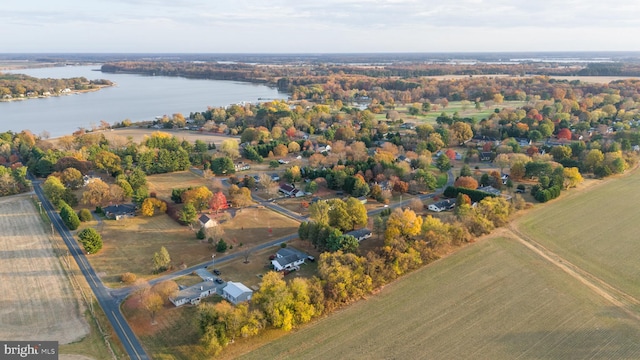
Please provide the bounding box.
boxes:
[502,224,640,322]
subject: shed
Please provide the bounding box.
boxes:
[222,281,253,305]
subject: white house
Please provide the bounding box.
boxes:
[170,281,218,307]
[199,214,217,228]
[271,248,307,271]
[222,281,253,305]
[346,228,372,242]
[428,199,455,212]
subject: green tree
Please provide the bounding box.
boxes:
[153,246,171,272]
[60,203,81,230]
[178,202,198,225]
[436,154,452,172]
[216,239,228,253]
[585,149,604,172]
[78,208,92,222]
[78,227,103,254]
[211,156,235,175]
[127,167,147,191]
[43,175,67,207]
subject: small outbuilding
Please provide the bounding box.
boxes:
[199,214,218,228]
[222,281,253,305]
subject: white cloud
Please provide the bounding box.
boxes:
[2,0,640,52]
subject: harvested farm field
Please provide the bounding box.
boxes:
[0,195,89,344]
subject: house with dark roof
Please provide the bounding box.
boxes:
[103,204,136,220]
[346,228,372,242]
[271,248,307,271]
[480,152,493,162]
[427,199,455,212]
[199,214,217,228]
[222,282,253,305]
[279,183,304,197]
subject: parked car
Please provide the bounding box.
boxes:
[215,278,224,284]
[307,255,315,262]
[213,269,221,276]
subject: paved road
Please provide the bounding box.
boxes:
[31,167,455,358]
[32,179,150,360]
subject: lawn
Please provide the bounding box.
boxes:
[147,171,213,202]
[90,206,299,287]
[89,213,211,287]
[233,237,640,359]
[211,242,319,290]
[383,100,528,125]
[517,169,640,301]
[122,295,212,360]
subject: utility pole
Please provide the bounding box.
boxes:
[212,254,215,269]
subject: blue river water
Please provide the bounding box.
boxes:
[0,65,287,137]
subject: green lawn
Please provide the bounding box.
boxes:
[518,170,640,301]
[235,237,640,359]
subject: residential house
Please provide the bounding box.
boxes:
[514,137,532,147]
[170,281,218,307]
[427,199,455,212]
[477,186,502,196]
[234,162,250,171]
[83,174,100,186]
[317,145,331,153]
[279,183,304,197]
[357,196,368,204]
[346,228,372,242]
[103,204,136,220]
[480,152,493,162]
[271,248,307,271]
[222,281,253,305]
[199,214,217,228]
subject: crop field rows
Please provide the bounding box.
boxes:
[236,237,640,359]
[0,196,89,344]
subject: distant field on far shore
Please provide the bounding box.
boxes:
[425,74,639,84]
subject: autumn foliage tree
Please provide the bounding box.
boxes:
[454,176,478,190]
[557,128,572,140]
[182,186,213,211]
[209,191,228,213]
[141,198,167,216]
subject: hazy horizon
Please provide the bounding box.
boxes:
[4,1,640,53]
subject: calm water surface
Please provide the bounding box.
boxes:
[0,65,287,137]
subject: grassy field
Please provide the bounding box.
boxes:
[0,196,89,344]
[123,296,212,360]
[231,236,640,359]
[89,213,210,286]
[91,206,298,287]
[382,100,528,125]
[147,171,212,202]
[517,169,640,301]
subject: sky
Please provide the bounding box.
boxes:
[4,0,640,53]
